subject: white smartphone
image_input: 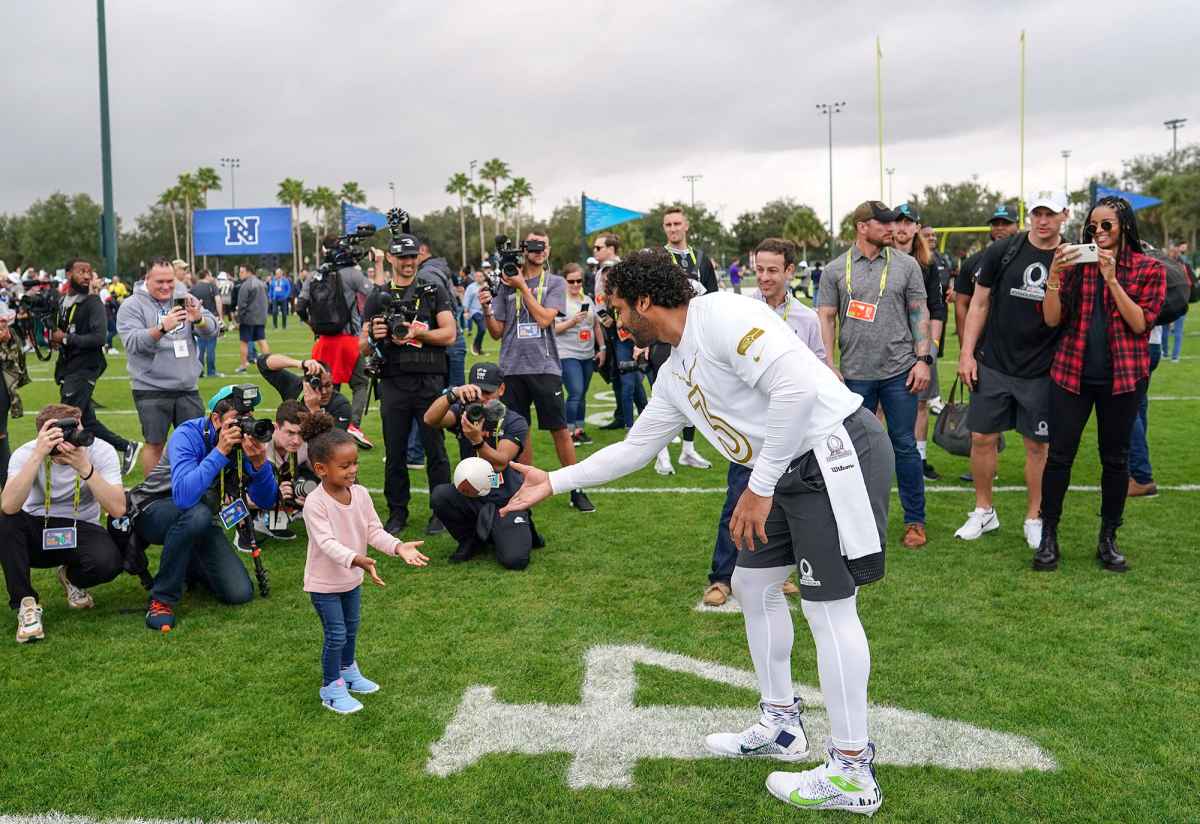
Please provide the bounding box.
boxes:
[1065,243,1099,263]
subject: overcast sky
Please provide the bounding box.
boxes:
[3,0,1197,236]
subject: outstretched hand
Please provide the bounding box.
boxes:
[498,462,553,516]
[352,554,386,586]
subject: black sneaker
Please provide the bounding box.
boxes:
[122,442,143,475]
[266,525,297,540]
[426,515,446,535]
[959,471,974,483]
[570,489,596,513]
[923,461,941,481]
[575,430,594,445]
[384,512,407,536]
[448,539,479,563]
[598,420,624,430]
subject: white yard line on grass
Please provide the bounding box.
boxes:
[370,484,1200,495]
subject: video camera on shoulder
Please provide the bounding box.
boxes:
[228,384,274,442]
[493,234,546,283]
[51,419,94,455]
[318,223,377,276]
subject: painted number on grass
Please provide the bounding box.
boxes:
[426,644,1056,789]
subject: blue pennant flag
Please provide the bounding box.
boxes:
[342,202,389,234]
[583,195,644,234]
[1094,185,1162,212]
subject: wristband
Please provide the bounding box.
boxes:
[80,464,95,481]
[443,387,457,401]
[469,439,484,448]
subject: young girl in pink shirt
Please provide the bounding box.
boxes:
[301,415,428,714]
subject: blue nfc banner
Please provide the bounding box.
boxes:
[193,208,294,255]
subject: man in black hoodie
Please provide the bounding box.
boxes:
[53,259,141,474]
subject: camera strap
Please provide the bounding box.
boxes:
[664,246,699,276]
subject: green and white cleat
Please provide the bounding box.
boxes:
[766,741,882,816]
[705,698,809,762]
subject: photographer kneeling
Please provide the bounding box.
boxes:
[423,362,535,570]
[1,404,126,643]
[255,354,354,433]
[130,385,278,631]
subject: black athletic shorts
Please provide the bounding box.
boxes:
[967,363,1051,442]
[735,408,893,602]
[132,389,205,444]
[503,373,566,431]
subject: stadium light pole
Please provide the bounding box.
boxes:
[817,101,845,262]
[885,168,895,205]
[220,157,240,207]
[682,174,703,208]
[96,0,117,278]
[1164,118,1186,162]
[389,181,396,208]
[1060,150,1071,196]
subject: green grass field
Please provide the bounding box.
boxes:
[1,313,1198,823]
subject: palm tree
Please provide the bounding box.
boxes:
[304,186,339,262]
[467,183,492,265]
[479,158,510,236]
[782,207,828,266]
[177,172,201,270]
[507,177,533,239]
[194,166,222,269]
[277,178,306,276]
[495,186,518,237]
[446,172,471,269]
[339,181,366,206]
[159,186,182,261]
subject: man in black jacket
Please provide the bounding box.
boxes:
[53,259,140,474]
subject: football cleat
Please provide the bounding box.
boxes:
[705,699,809,762]
[767,741,882,816]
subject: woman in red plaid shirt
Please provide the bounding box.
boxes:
[1036,197,1166,573]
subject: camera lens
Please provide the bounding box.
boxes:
[249,419,275,442]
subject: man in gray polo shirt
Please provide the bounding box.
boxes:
[818,200,931,548]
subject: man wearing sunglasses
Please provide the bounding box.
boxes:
[956,193,1068,551]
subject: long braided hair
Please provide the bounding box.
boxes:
[1082,196,1142,257]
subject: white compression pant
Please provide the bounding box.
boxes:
[731,565,871,751]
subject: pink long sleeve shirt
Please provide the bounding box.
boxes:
[302,483,401,593]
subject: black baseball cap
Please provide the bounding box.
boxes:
[895,203,921,223]
[852,200,900,224]
[989,205,1017,224]
[470,362,504,391]
[389,233,420,257]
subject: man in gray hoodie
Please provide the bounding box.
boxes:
[116,258,219,475]
[235,264,270,372]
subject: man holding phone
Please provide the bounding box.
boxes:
[956,193,1068,549]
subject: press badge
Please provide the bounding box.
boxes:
[516,322,542,340]
[43,527,78,550]
[846,300,878,322]
[219,498,250,530]
[173,339,190,358]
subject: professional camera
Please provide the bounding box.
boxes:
[15,285,62,362]
[464,399,507,432]
[276,461,318,508]
[318,223,377,276]
[386,207,412,252]
[373,282,437,340]
[51,418,94,454]
[617,360,652,375]
[305,373,324,391]
[228,384,275,443]
[494,234,547,279]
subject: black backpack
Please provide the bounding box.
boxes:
[1147,250,1191,326]
[305,267,351,336]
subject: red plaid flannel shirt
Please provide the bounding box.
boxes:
[1051,249,1166,395]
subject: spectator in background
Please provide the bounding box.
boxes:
[269,268,293,329]
[463,270,486,355]
[171,259,192,288]
[1127,323,1163,498]
[190,269,222,378]
[1036,197,1165,573]
[954,205,1019,345]
[234,264,270,373]
[555,262,604,446]
[0,305,30,488]
[1162,240,1191,363]
[217,272,235,324]
[593,234,646,431]
[728,257,742,294]
[810,261,823,296]
[417,238,465,389]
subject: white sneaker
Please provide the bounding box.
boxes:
[654,447,675,476]
[678,444,712,469]
[57,566,94,610]
[16,597,44,643]
[705,699,809,762]
[1023,518,1043,550]
[928,395,945,415]
[767,742,882,816]
[954,508,999,540]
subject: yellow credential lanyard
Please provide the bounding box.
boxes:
[845,247,891,302]
[515,276,546,321]
[665,246,699,274]
[43,459,81,529]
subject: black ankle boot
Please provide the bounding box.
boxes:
[1097,521,1128,573]
[1033,522,1060,571]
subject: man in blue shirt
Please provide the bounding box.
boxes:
[269,269,293,329]
[130,385,277,631]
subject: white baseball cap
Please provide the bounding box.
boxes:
[1028,192,1068,213]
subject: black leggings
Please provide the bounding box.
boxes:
[1041,379,1145,529]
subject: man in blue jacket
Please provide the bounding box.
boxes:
[129,385,277,631]
[269,268,293,330]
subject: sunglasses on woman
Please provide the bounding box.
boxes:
[566,278,583,284]
[1087,219,1117,234]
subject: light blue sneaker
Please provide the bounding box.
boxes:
[340,662,380,694]
[319,678,363,714]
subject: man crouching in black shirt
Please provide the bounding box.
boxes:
[364,232,457,536]
[423,362,538,570]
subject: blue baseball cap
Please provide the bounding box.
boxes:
[989,205,1018,224]
[895,203,921,223]
[207,384,262,412]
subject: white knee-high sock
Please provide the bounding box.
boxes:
[731,565,795,704]
[801,594,871,751]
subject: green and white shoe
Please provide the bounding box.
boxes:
[705,698,809,762]
[766,741,882,816]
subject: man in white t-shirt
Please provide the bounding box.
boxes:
[0,404,127,643]
[500,249,894,815]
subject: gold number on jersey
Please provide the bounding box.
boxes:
[687,383,753,464]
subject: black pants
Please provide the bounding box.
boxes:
[379,374,450,518]
[1041,379,1145,529]
[0,511,123,609]
[0,378,11,488]
[59,373,130,453]
[429,484,532,570]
